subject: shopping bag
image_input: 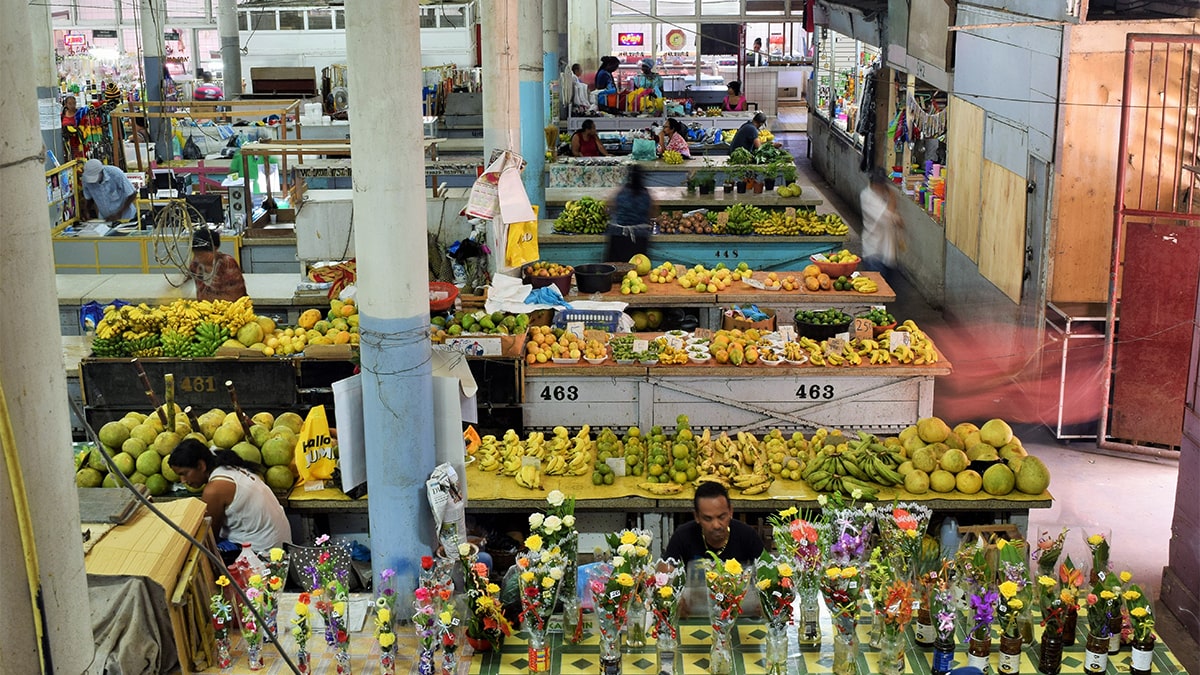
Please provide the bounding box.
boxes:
[294,405,337,483]
[505,205,540,268]
[631,138,658,161]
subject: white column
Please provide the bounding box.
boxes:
[568,0,601,74]
[519,1,545,210]
[1,0,94,671]
[543,0,560,121]
[217,0,242,96]
[141,0,170,159]
[345,0,436,596]
[480,0,521,160]
[28,0,60,164]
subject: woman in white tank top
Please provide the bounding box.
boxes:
[169,439,292,558]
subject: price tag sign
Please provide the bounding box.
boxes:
[566,321,585,339]
[606,457,627,476]
[871,304,886,312]
[666,336,685,350]
[811,253,830,262]
[889,330,912,351]
[522,456,543,469]
[852,318,875,340]
[825,337,846,357]
[778,325,796,342]
[304,480,327,492]
[609,590,623,599]
[850,271,860,278]
[834,330,851,343]
[632,339,649,353]
[694,328,714,339]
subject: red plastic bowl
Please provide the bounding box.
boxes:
[810,255,860,278]
[429,281,460,312]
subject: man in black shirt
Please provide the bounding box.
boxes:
[729,111,769,154]
[664,481,764,564]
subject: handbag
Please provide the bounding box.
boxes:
[631,138,658,161]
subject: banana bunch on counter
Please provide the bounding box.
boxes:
[514,463,544,490]
[880,320,940,364]
[851,276,879,293]
[543,425,595,476]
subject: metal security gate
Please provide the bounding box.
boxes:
[1101,34,1200,454]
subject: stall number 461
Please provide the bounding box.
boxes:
[796,384,835,400]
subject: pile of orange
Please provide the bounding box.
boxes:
[801,264,833,291]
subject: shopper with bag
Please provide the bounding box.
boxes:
[658,117,692,159]
[169,439,291,563]
[859,167,906,284]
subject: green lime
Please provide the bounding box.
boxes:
[592,472,603,485]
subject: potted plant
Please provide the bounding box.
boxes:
[780,163,799,187]
[733,166,751,194]
[762,162,780,191]
[684,172,699,194]
[696,169,717,195]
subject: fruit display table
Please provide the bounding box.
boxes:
[565,113,754,133]
[545,186,822,216]
[548,156,795,189]
[539,230,844,271]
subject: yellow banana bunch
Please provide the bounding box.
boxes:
[851,277,878,293]
[515,463,543,490]
[638,482,684,495]
[476,435,502,471]
[821,214,849,235]
[543,453,569,475]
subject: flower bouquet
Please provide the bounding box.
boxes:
[874,502,932,580]
[413,585,441,675]
[1083,572,1122,669]
[460,547,511,652]
[755,551,797,675]
[303,535,352,649]
[928,574,958,675]
[1125,583,1156,674]
[210,575,234,672]
[258,547,289,635]
[820,564,864,675]
[1037,574,1067,673]
[1058,556,1086,645]
[435,594,467,675]
[1084,529,1111,582]
[865,546,901,647]
[705,555,750,675]
[770,507,822,644]
[1035,527,1069,578]
[375,568,398,675]
[820,493,874,567]
[646,562,686,675]
[530,490,580,641]
[516,545,565,674]
[240,583,266,670]
[588,559,639,675]
[604,528,654,647]
[291,593,312,674]
[875,580,914,675]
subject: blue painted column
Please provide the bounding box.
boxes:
[345,0,436,598]
[519,1,545,212]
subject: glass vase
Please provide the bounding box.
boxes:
[931,635,955,675]
[264,604,279,637]
[764,623,788,675]
[709,619,734,675]
[1019,604,1037,644]
[442,641,460,675]
[1084,633,1109,673]
[335,641,351,675]
[656,630,678,675]
[1129,635,1155,675]
[625,598,647,648]
[878,629,905,675]
[1038,633,1063,675]
[1061,606,1078,646]
[295,648,311,674]
[246,642,264,671]
[562,595,584,644]
[967,635,992,670]
[832,626,859,675]
[1106,612,1123,654]
[527,625,551,674]
[998,634,1023,674]
[597,605,623,675]
[379,645,396,675]
[215,636,232,672]
[417,647,435,675]
[915,606,936,648]
[797,587,822,646]
[868,610,884,648]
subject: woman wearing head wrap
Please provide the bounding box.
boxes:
[631,58,663,112]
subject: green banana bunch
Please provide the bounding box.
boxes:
[555,196,609,234]
[91,336,128,358]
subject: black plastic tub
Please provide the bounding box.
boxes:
[575,263,617,293]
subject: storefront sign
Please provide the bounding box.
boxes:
[665,29,686,50]
[64,33,87,47]
[164,31,180,41]
[92,29,118,39]
[617,32,644,47]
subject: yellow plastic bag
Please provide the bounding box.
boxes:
[505,205,539,268]
[294,405,337,482]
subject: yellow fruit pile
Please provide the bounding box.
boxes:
[649,261,678,283]
[662,150,684,164]
[525,325,584,364]
[620,270,648,294]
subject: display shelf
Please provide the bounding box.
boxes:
[565,113,754,133]
[546,186,821,210]
[538,232,842,271]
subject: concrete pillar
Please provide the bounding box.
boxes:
[558,0,569,65]
[141,0,169,160]
[217,0,242,97]
[568,0,600,74]
[520,1,545,211]
[344,0,435,597]
[1,0,94,671]
[29,0,61,166]
[480,0,520,161]
[543,0,560,122]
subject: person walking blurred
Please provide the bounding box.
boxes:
[859,168,905,283]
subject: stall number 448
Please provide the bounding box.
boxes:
[539,385,580,401]
[796,384,835,400]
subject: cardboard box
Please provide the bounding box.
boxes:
[779,87,799,97]
[722,307,777,331]
[434,333,524,358]
[303,344,357,359]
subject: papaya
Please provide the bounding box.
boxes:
[298,308,322,330]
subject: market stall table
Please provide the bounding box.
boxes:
[546,186,822,212]
[548,156,799,189]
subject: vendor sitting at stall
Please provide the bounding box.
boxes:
[664,481,764,564]
[729,111,782,153]
[81,158,137,223]
[570,119,609,157]
[187,227,248,302]
[632,58,663,111]
[594,56,618,95]
[169,439,291,564]
[658,117,692,159]
[723,81,747,112]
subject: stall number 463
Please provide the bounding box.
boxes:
[539,385,579,401]
[796,384,835,400]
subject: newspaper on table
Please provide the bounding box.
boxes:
[426,463,466,553]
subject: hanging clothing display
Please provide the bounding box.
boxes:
[906,92,947,140]
[856,63,880,172]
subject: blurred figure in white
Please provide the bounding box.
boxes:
[859,167,905,284]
